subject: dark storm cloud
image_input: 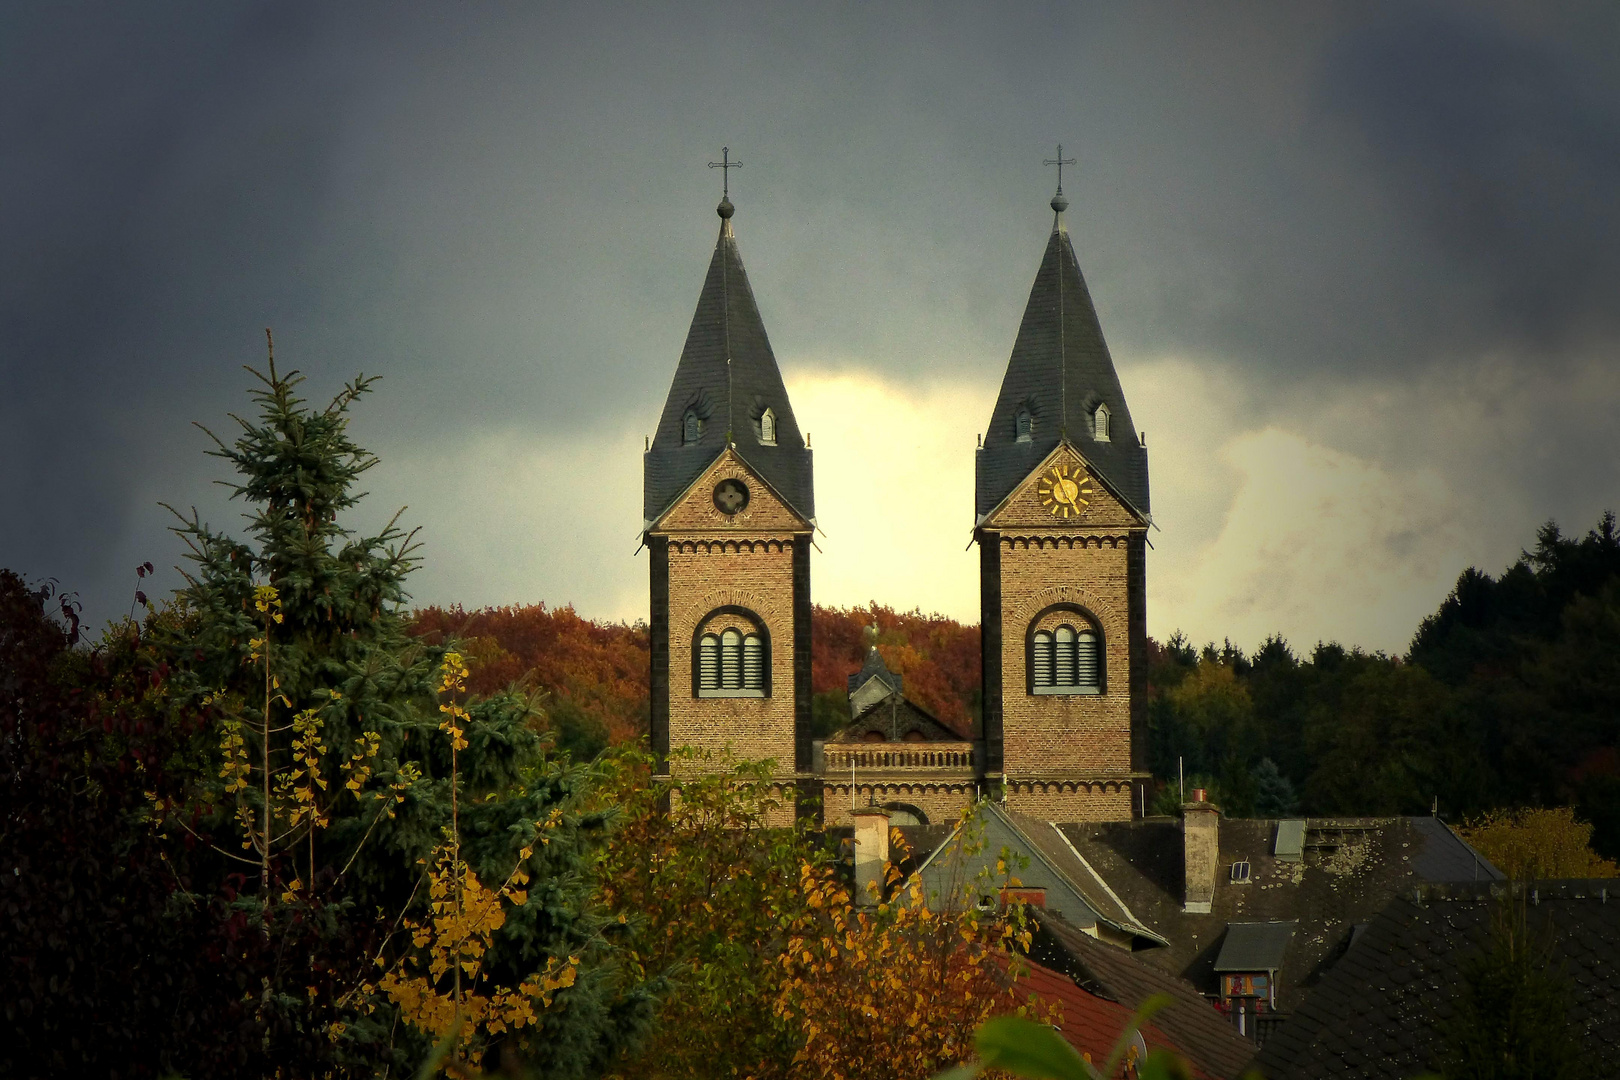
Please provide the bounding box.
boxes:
[1318,4,1620,352]
[2,0,1617,632]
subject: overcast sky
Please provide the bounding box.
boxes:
[5,1,1618,654]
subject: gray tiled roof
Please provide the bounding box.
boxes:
[1054,817,1503,1011]
[976,214,1149,518]
[644,208,813,524]
[1253,881,1620,1078]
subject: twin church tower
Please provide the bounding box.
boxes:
[642,169,1150,825]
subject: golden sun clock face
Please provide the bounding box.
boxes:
[1038,464,1093,519]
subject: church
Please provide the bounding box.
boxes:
[640,169,1151,827]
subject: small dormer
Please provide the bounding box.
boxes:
[1015,406,1034,443]
[847,645,904,718]
[758,407,777,445]
[683,409,703,445]
[1093,402,1110,441]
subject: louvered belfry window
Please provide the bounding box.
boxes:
[720,629,742,688]
[697,623,767,696]
[743,634,764,687]
[1032,621,1102,694]
[1032,631,1054,686]
[759,408,776,445]
[698,634,720,690]
[1093,403,1110,441]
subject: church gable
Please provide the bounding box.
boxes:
[652,448,810,533]
[984,442,1144,531]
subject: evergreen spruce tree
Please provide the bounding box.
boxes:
[1252,758,1300,818]
[159,343,651,1074]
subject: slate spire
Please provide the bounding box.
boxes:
[644,198,814,524]
[975,194,1149,519]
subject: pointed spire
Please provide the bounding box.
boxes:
[975,189,1150,519]
[644,199,813,524]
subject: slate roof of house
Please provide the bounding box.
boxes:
[976,203,1149,519]
[913,805,1166,947]
[644,201,813,525]
[1032,914,1255,1080]
[1055,817,1503,1011]
[847,646,903,697]
[1253,880,1620,1079]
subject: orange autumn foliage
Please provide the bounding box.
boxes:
[811,604,981,736]
[408,601,982,745]
[409,604,650,745]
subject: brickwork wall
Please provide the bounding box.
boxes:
[1002,781,1133,821]
[997,538,1133,776]
[653,450,809,793]
[980,446,1146,821]
[820,780,978,828]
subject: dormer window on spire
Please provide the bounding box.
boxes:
[1015,407,1034,443]
[758,408,776,445]
[1093,403,1110,442]
[683,410,703,445]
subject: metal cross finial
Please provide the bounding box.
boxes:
[1044,144,1077,194]
[708,146,743,196]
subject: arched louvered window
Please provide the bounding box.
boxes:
[1054,626,1077,687]
[683,410,703,444]
[720,628,742,689]
[1076,629,1100,687]
[1015,407,1034,443]
[1032,630,1054,687]
[742,634,764,687]
[1031,617,1103,694]
[759,408,776,445]
[698,634,720,691]
[695,614,769,697]
[1093,403,1110,441]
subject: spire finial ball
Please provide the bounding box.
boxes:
[1051,192,1069,213]
[717,196,735,219]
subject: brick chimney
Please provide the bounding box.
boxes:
[1183,789,1219,914]
[851,806,892,907]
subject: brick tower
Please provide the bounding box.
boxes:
[643,193,814,817]
[975,183,1151,821]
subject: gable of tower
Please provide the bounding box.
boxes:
[983,442,1146,532]
[652,448,812,533]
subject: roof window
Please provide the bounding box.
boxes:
[1093,403,1110,441]
[1230,860,1252,885]
[1015,407,1034,443]
[758,407,776,445]
[1274,819,1306,863]
[683,409,703,445]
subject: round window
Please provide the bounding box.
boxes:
[713,478,750,515]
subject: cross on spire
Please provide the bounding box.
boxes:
[708,146,743,197]
[1044,144,1076,196]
